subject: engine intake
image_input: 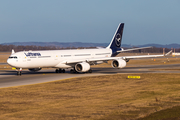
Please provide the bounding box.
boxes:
[75,62,90,72]
[112,59,126,68]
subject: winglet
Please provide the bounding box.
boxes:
[165,50,172,56]
[12,49,15,54]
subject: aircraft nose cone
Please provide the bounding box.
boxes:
[7,59,10,65]
[7,59,14,67]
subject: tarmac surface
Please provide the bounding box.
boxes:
[0,63,180,88]
[0,63,7,65]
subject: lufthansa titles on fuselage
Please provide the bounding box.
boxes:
[24,52,41,57]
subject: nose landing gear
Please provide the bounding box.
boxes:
[17,68,22,76]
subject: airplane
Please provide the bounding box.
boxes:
[7,23,172,75]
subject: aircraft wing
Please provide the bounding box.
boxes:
[121,54,164,59]
[64,50,172,64]
[117,46,152,52]
[123,50,172,59]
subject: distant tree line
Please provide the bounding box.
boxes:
[0,45,96,52]
[0,44,179,53]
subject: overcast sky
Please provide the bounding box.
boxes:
[0,0,180,45]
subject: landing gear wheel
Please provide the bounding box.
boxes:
[70,69,74,73]
[59,68,62,73]
[55,69,64,73]
[88,69,92,73]
[70,69,78,74]
[17,71,21,76]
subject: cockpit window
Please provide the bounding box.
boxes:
[9,56,17,59]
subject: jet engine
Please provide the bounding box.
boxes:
[112,59,126,68]
[28,68,42,72]
[75,62,90,72]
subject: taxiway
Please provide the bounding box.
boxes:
[0,63,180,88]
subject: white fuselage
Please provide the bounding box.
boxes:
[7,48,112,69]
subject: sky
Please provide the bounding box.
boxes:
[0,0,180,45]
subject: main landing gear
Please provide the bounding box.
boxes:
[55,68,92,74]
[55,68,65,73]
[70,69,77,73]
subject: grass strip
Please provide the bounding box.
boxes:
[0,73,180,119]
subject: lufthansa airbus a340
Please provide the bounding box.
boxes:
[7,23,171,75]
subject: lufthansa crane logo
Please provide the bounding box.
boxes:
[115,33,121,47]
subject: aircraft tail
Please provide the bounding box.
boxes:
[106,23,124,54]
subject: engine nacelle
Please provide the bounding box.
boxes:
[28,68,42,72]
[75,62,90,72]
[112,59,126,68]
